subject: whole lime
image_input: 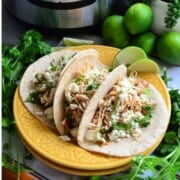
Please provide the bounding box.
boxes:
[132,32,156,55]
[102,15,130,48]
[156,31,180,65]
[124,3,153,35]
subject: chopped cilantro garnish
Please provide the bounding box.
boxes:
[112,121,131,131]
[74,75,85,84]
[108,66,113,72]
[86,83,99,91]
[143,87,151,95]
[111,101,118,112]
[46,82,54,90]
[143,105,153,114]
[138,105,153,127]
[50,62,57,71]
[139,114,152,127]
[35,73,42,82]
[26,91,41,104]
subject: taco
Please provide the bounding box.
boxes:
[77,70,169,157]
[19,49,99,128]
[53,53,121,141]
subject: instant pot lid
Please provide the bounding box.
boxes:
[6,0,111,29]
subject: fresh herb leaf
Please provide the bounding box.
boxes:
[108,66,114,72]
[112,101,118,112]
[46,82,55,90]
[86,83,99,91]
[164,131,177,143]
[2,117,14,128]
[103,145,180,180]
[50,62,57,71]
[139,114,152,127]
[143,105,153,113]
[2,29,51,130]
[112,121,131,131]
[161,67,172,86]
[26,91,41,104]
[164,0,180,28]
[142,88,151,95]
[34,73,42,82]
[74,75,85,84]
[156,89,180,156]
[137,105,153,127]
[2,30,51,174]
[89,176,101,180]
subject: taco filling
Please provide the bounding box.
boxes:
[26,53,76,121]
[62,67,109,140]
[85,75,156,145]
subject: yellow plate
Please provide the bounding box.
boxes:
[13,45,171,171]
[21,136,131,176]
[20,127,164,176]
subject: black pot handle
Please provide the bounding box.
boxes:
[28,0,96,10]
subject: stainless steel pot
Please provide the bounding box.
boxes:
[6,0,112,29]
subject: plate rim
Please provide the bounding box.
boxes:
[20,135,132,176]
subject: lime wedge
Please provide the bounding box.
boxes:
[52,46,65,52]
[112,46,147,68]
[63,37,94,46]
[127,58,160,73]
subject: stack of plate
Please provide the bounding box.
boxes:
[13,45,171,176]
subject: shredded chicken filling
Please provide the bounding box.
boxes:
[63,67,108,139]
[86,76,156,144]
[26,53,76,120]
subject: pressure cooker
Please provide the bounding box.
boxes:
[6,0,112,29]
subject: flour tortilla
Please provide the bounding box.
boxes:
[53,49,109,135]
[19,49,99,128]
[77,69,169,157]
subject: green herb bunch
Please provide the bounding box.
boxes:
[156,69,180,156]
[2,29,51,130]
[2,30,51,175]
[114,146,180,180]
[165,0,180,28]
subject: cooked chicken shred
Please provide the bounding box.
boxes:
[85,76,156,144]
[62,67,108,140]
[27,53,76,120]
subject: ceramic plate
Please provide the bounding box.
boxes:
[13,45,171,171]
[20,130,163,176]
[21,137,132,176]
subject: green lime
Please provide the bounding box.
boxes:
[132,32,156,55]
[102,15,130,48]
[112,46,147,68]
[127,58,160,73]
[63,37,94,46]
[124,3,153,35]
[156,31,180,65]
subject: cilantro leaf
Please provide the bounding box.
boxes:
[2,29,51,130]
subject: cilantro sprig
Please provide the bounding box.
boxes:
[156,69,180,156]
[2,29,51,130]
[165,0,180,29]
[111,145,180,180]
[2,30,51,174]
